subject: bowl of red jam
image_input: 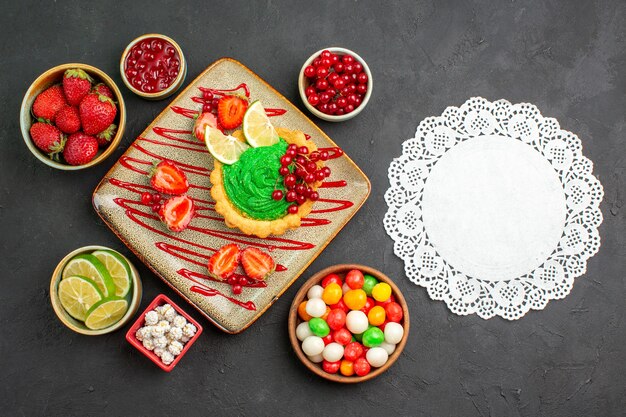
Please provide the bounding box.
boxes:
[120,34,187,100]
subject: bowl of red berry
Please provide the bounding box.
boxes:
[120,33,187,100]
[20,63,126,170]
[288,264,409,383]
[299,47,372,122]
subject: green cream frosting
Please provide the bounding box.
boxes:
[222,138,290,221]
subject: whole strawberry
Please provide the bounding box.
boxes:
[63,68,93,106]
[55,105,81,134]
[32,85,66,122]
[63,132,98,166]
[79,93,117,135]
[93,83,113,99]
[95,123,117,147]
[29,121,66,160]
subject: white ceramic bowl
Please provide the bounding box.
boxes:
[298,47,373,122]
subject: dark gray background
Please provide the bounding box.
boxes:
[1,1,624,416]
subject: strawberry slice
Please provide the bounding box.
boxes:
[217,95,248,129]
[159,195,194,232]
[193,112,218,141]
[207,244,240,280]
[150,160,189,195]
[241,247,275,281]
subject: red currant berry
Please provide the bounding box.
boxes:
[315,170,325,181]
[296,194,306,205]
[333,78,345,89]
[342,55,354,65]
[320,150,330,161]
[152,193,162,203]
[335,108,345,116]
[319,92,332,104]
[357,84,368,94]
[323,166,332,177]
[284,174,297,188]
[295,156,307,166]
[309,151,320,161]
[346,104,355,113]
[321,50,332,59]
[227,276,238,285]
[312,57,321,67]
[232,285,243,295]
[316,66,329,78]
[307,94,320,106]
[336,97,348,108]
[141,192,153,204]
[353,62,363,73]
[315,79,329,91]
[318,103,329,113]
[328,103,338,114]
[286,190,297,202]
[280,155,292,166]
[305,187,314,197]
[204,91,214,100]
[309,191,320,201]
[295,167,307,178]
[320,58,332,67]
[288,204,299,214]
[279,166,290,176]
[331,54,339,64]
[272,190,284,201]
[347,94,358,105]
[286,148,297,158]
[304,65,316,78]
[298,146,309,155]
[151,204,161,213]
[288,144,298,151]
[305,86,316,96]
[342,74,351,83]
[334,148,343,157]
[358,72,368,84]
[348,83,357,93]
[306,161,317,173]
[333,62,344,73]
[305,173,316,183]
[328,72,339,84]
[353,96,362,106]
[295,184,307,195]
[344,63,354,74]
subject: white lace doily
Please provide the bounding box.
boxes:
[384,97,603,320]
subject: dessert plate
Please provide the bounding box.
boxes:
[93,58,371,333]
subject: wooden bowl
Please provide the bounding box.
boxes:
[50,245,142,335]
[19,63,126,170]
[288,264,409,383]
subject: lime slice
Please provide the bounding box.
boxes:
[92,250,133,298]
[242,101,279,147]
[205,126,250,164]
[58,275,104,321]
[84,298,128,330]
[62,254,116,297]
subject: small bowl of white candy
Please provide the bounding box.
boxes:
[126,293,203,372]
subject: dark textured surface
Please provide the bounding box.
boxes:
[1,1,625,416]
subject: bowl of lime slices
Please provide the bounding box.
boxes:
[50,245,142,335]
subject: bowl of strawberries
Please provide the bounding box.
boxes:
[20,63,126,170]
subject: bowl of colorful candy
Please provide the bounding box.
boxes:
[119,33,187,100]
[298,47,372,122]
[288,264,409,383]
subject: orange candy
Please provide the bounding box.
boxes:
[343,289,367,310]
[298,301,312,321]
[321,306,331,320]
[367,305,386,326]
[340,359,354,376]
[322,283,343,305]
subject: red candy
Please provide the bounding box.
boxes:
[322,360,340,374]
[375,293,396,307]
[326,308,346,330]
[385,302,403,323]
[360,297,375,315]
[333,328,352,346]
[321,273,342,288]
[322,334,334,345]
[344,342,364,362]
[354,357,371,376]
[330,298,350,313]
[345,269,365,289]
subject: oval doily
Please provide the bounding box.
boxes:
[384,97,603,320]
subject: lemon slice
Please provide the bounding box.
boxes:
[58,276,103,321]
[92,250,133,298]
[242,101,279,147]
[84,298,128,330]
[62,254,116,298]
[205,126,250,164]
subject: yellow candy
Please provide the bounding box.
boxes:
[343,289,367,310]
[367,305,386,326]
[322,283,343,305]
[372,282,392,302]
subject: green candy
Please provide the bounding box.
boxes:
[308,317,330,337]
[362,327,384,347]
[362,274,379,296]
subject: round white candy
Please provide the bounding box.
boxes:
[346,310,369,334]
[342,283,351,294]
[307,285,324,300]
[380,341,396,355]
[366,347,389,368]
[384,322,404,344]
[296,322,313,341]
[307,353,324,363]
[322,342,344,362]
[301,336,325,356]
[305,298,326,318]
